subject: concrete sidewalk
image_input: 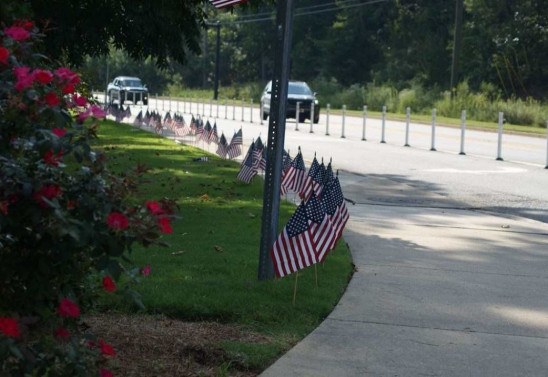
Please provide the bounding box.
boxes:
[261,177,548,376]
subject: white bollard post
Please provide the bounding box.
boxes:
[250,99,253,123]
[216,100,219,118]
[404,107,411,147]
[362,105,367,141]
[209,99,212,117]
[177,99,179,113]
[325,104,330,135]
[224,100,227,119]
[162,97,165,111]
[295,102,300,131]
[341,105,346,138]
[309,102,315,133]
[241,99,245,122]
[496,112,504,161]
[155,94,158,111]
[232,100,235,120]
[169,96,172,111]
[545,121,548,169]
[380,105,386,143]
[459,110,467,155]
[260,102,264,125]
[430,108,437,151]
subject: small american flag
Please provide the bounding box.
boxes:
[305,194,335,262]
[270,202,318,278]
[133,110,143,127]
[300,156,320,200]
[209,0,247,9]
[280,150,293,196]
[281,149,306,194]
[323,176,349,250]
[237,144,257,183]
[209,123,219,145]
[216,133,228,158]
[252,137,264,171]
[227,129,243,159]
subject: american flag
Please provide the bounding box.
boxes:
[174,114,190,137]
[323,159,334,187]
[227,129,243,159]
[237,143,257,183]
[281,149,306,194]
[305,194,336,262]
[209,123,219,145]
[252,137,264,171]
[270,202,318,278]
[300,156,320,200]
[195,118,204,140]
[323,176,349,250]
[133,110,143,127]
[202,120,212,143]
[209,0,247,9]
[280,150,293,196]
[216,133,228,158]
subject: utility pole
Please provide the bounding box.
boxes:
[258,0,295,280]
[450,0,464,98]
[213,22,221,100]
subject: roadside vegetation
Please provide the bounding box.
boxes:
[91,120,354,376]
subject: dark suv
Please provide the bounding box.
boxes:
[107,76,148,105]
[260,80,320,123]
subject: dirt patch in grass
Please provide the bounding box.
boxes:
[85,313,272,376]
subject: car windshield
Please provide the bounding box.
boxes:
[288,82,312,95]
[121,79,142,87]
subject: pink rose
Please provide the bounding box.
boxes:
[4,26,30,41]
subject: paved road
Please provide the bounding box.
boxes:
[110,100,548,376]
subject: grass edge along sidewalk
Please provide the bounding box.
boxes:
[92,120,354,375]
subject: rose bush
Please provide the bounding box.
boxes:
[0,21,175,376]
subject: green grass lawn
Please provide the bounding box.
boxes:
[93,120,354,371]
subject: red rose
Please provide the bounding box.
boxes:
[44,91,60,107]
[54,327,70,341]
[62,83,75,94]
[4,26,30,41]
[106,212,129,230]
[0,47,9,65]
[43,149,63,166]
[33,69,54,84]
[102,276,117,293]
[54,67,80,85]
[0,200,8,215]
[99,339,116,357]
[13,66,34,91]
[73,94,87,107]
[51,128,67,137]
[100,368,114,377]
[140,264,151,277]
[57,298,80,318]
[0,317,20,338]
[33,184,62,208]
[145,200,164,215]
[158,217,173,234]
[15,20,34,31]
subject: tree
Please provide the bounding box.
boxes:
[0,0,207,67]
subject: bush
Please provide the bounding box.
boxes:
[364,83,398,112]
[0,21,175,376]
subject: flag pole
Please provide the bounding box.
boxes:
[292,271,299,306]
[258,0,295,280]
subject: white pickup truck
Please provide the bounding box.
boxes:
[107,76,148,105]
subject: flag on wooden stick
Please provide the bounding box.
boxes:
[270,203,318,278]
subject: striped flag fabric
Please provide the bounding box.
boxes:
[280,150,293,196]
[216,133,229,158]
[252,137,264,171]
[300,156,320,200]
[133,110,143,127]
[227,129,243,159]
[305,194,336,262]
[323,176,349,250]
[281,149,306,194]
[209,0,247,9]
[202,120,212,143]
[237,144,257,183]
[209,123,219,145]
[270,202,318,278]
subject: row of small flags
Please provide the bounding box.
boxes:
[237,145,350,278]
[271,150,349,278]
[127,109,243,160]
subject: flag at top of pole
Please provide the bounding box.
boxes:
[209,0,247,9]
